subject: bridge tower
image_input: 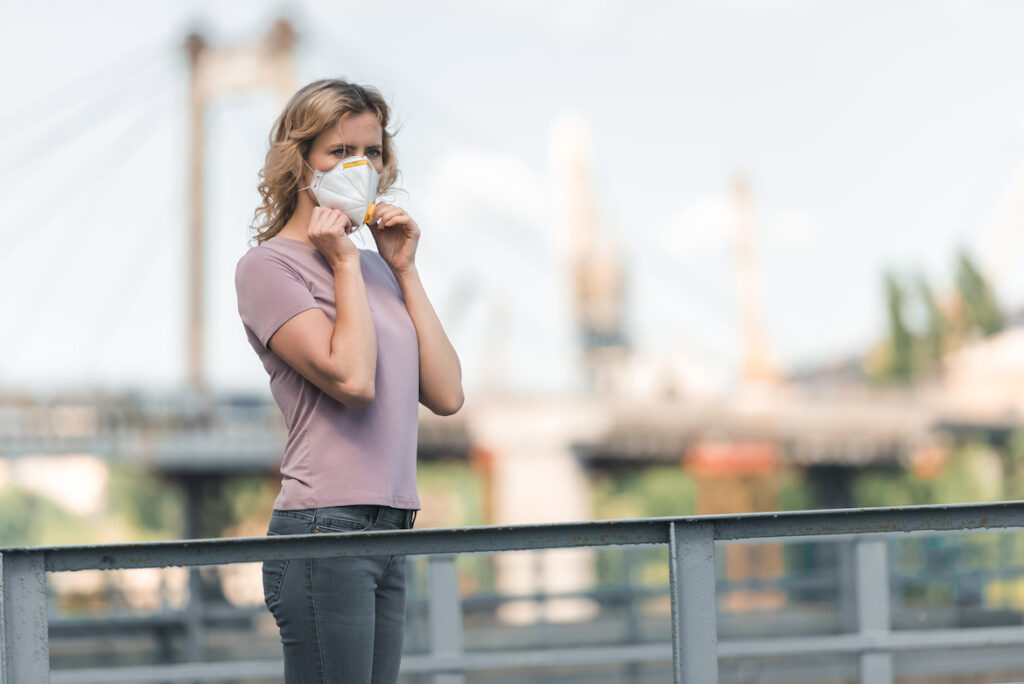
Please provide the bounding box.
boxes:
[184,20,296,390]
[180,21,297,664]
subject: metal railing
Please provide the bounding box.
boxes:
[5,500,1024,683]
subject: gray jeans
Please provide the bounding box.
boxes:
[263,505,417,684]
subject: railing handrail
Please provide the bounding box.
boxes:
[2,499,1023,572]
[7,500,1024,684]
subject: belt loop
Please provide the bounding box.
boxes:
[409,509,417,528]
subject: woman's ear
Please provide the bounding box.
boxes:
[298,157,315,189]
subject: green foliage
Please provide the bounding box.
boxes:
[1004,430,1024,499]
[871,251,1004,384]
[189,475,278,537]
[221,475,278,529]
[884,272,914,382]
[106,466,184,538]
[592,466,697,520]
[417,462,492,591]
[916,275,948,365]
[846,443,1024,611]
[0,487,96,547]
[777,467,815,511]
[852,443,1004,508]
[0,468,279,548]
[418,461,485,526]
[853,466,932,508]
[590,467,697,585]
[956,250,1003,336]
[108,471,279,540]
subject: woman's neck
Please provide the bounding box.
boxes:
[278,195,316,244]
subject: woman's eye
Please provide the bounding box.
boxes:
[367,149,381,157]
[332,148,347,156]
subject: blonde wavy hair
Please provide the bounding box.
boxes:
[251,79,399,244]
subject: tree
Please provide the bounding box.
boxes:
[955,250,1003,337]
[916,274,948,366]
[870,252,1004,385]
[884,272,914,382]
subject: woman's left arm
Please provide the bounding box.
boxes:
[371,203,465,416]
[395,267,464,415]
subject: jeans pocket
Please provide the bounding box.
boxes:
[317,516,372,533]
[263,513,312,609]
[317,506,373,533]
[262,534,291,609]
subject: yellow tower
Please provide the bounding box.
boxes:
[550,115,627,393]
[733,173,781,386]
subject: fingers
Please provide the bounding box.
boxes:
[309,207,353,236]
[307,208,359,267]
[372,203,412,228]
[311,206,351,230]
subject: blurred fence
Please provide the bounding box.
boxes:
[6,502,1024,683]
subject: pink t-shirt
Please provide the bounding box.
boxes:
[235,235,420,511]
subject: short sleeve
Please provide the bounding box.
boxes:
[235,247,319,349]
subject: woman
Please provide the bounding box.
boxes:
[235,78,463,684]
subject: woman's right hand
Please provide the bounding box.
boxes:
[308,207,359,268]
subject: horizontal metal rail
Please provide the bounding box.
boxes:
[42,627,1024,684]
[6,500,1022,571]
[5,500,1024,684]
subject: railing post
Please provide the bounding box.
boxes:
[836,540,859,633]
[855,538,893,684]
[624,548,643,683]
[183,474,206,674]
[428,555,465,684]
[1,552,49,684]
[669,522,718,683]
[185,567,205,682]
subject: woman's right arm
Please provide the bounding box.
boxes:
[268,208,378,407]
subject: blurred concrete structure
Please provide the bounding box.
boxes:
[941,327,1024,420]
[469,399,604,623]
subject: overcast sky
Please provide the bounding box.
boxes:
[2,0,1024,397]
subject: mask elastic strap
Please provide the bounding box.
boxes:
[298,159,318,199]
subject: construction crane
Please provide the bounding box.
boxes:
[732,173,781,386]
[550,114,628,393]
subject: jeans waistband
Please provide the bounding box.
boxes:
[272,504,417,528]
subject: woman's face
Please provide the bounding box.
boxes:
[305,111,385,179]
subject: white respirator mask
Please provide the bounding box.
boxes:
[300,156,381,229]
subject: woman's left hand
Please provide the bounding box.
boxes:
[369,202,420,274]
